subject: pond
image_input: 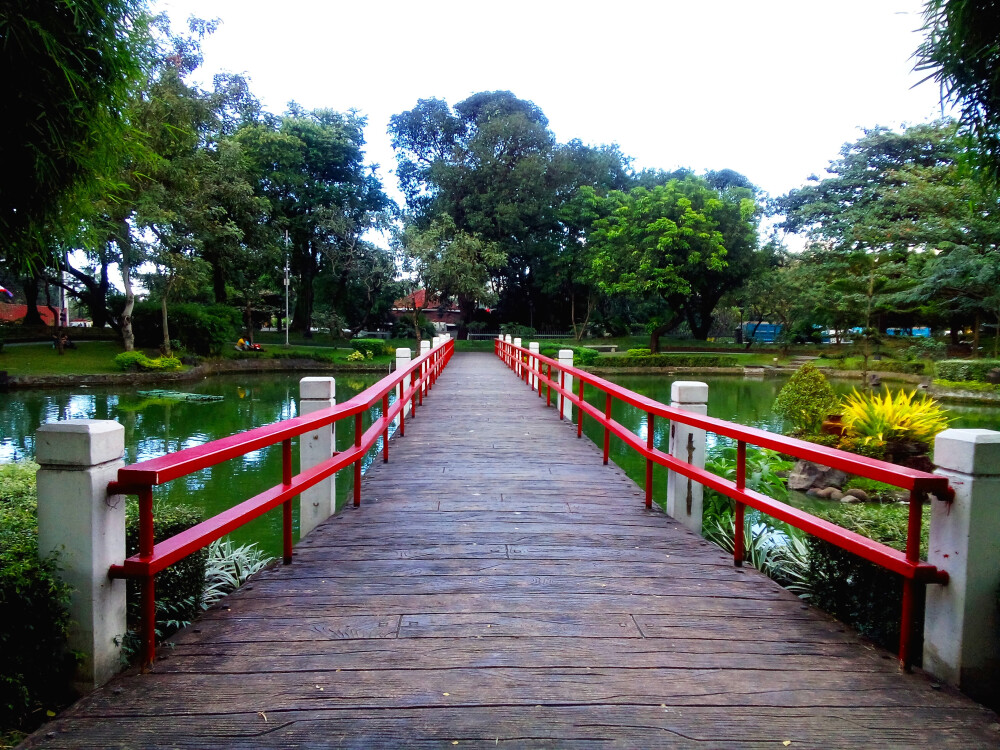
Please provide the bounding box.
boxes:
[1,372,389,556]
[578,373,1000,511]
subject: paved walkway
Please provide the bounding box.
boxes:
[21,353,1000,748]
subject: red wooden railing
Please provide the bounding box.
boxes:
[108,338,454,667]
[496,338,952,669]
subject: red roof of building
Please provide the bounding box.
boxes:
[393,289,459,312]
[0,304,65,325]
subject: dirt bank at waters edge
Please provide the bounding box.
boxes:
[5,357,391,390]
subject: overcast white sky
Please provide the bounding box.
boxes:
[154,0,948,201]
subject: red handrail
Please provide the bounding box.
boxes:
[495,338,952,670]
[108,338,455,667]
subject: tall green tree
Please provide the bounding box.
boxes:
[390,91,558,328]
[588,175,756,351]
[238,108,391,336]
[1,0,151,272]
[916,1,1000,182]
[399,216,507,337]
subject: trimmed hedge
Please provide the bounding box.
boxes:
[0,463,75,732]
[539,345,599,366]
[935,358,1000,383]
[597,354,739,368]
[113,351,182,372]
[350,338,393,357]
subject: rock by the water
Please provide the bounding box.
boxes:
[788,460,848,491]
[828,489,843,501]
[843,488,869,502]
[841,493,864,503]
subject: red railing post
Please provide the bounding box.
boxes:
[382,394,390,463]
[577,379,584,438]
[603,393,612,465]
[734,441,746,567]
[645,413,654,509]
[411,370,418,414]
[353,413,363,507]
[546,363,552,407]
[282,438,293,564]
[138,485,156,670]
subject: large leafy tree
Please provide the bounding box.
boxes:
[1,0,151,272]
[399,216,507,337]
[238,108,391,337]
[390,91,559,327]
[916,1,1000,182]
[778,122,963,342]
[588,175,757,351]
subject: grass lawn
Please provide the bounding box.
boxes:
[0,341,127,376]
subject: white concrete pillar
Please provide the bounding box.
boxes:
[529,342,540,389]
[420,340,430,395]
[924,429,1000,705]
[557,349,574,421]
[396,347,412,418]
[513,337,522,376]
[35,420,126,693]
[666,381,708,534]
[299,377,336,537]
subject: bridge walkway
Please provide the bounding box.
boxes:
[23,353,1000,748]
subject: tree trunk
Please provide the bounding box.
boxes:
[160,295,171,357]
[22,275,44,326]
[212,263,227,304]
[648,315,681,353]
[118,221,136,351]
[973,312,981,358]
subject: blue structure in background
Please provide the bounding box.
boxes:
[742,323,782,343]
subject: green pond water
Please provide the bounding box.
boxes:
[0,372,388,556]
[3,369,999,556]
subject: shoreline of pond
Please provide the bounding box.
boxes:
[3,357,392,390]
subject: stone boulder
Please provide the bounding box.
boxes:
[787,460,848,492]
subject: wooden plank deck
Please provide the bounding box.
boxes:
[22,352,1000,748]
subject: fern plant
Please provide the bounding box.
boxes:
[840,388,951,448]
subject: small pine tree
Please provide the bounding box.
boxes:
[773,363,840,435]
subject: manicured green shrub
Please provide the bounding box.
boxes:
[124,502,207,640]
[936,358,1000,382]
[903,338,947,362]
[350,338,392,357]
[113,352,182,372]
[932,378,1000,393]
[625,348,651,357]
[0,462,75,733]
[597,353,739,368]
[773,363,839,434]
[539,345,600,366]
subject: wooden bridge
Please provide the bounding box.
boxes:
[22,352,1000,748]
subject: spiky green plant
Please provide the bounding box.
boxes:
[200,539,273,610]
[840,388,951,448]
